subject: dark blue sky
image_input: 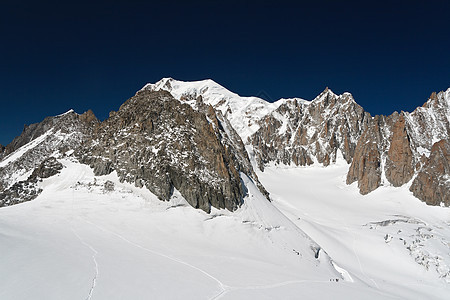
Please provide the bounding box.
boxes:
[1,0,449,145]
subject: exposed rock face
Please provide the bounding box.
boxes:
[345,94,448,197]
[2,110,97,158]
[251,90,369,170]
[0,110,98,199]
[385,115,415,186]
[77,90,267,213]
[0,144,4,160]
[78,109,98,124]
[0,157,63,207]
[346,112,413,194]
[341,89,449,201]
[28,157,64,181]
[410,140,450,206]
[406,90,450,152]
[104,180,115,192]
[346,116,385,194]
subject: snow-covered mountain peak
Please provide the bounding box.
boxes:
[55,109,76,117]
[421,88,450,109]
[314,87,335,99]
[142,77,237,104]
[143,79,365,150]
[142,78,285,142]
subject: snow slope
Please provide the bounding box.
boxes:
[258,158,450,300]
[0,158,407,300]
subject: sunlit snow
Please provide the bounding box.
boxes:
[1,156,449,299]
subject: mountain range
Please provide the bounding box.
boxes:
[0,78,449,299]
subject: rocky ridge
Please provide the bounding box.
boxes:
[76,89,268,213]
[0,89,267,213]
[0,108,97,207]
[148,78,450,206]
[0,157,63,207]
[250,89,369,170]
[347,90,450,204]
[0,79,449,209]
[252,88,450,205]
[0,110,98,195]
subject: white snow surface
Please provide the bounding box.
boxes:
[257,160,450,300]
[1,158,449,299]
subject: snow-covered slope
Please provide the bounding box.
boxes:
[0,158,385,300]
[1,157,448,299]
[258,160,450,300]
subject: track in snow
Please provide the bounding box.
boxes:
[71,227,99,300]
[80,218,229,299]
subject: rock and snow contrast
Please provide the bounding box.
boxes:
[146,78,450,205]
[0,78,449,299]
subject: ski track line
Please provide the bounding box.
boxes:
[211,279,336,300]
[232,279,328,290]
[341,222,380,289]
[71,228,99,300]
[81,218,228,299]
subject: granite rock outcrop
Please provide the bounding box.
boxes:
[410,139,450,206]
[76,90,267,213]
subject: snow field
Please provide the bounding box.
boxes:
[258,161,450,300]
[0,159,415,299]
